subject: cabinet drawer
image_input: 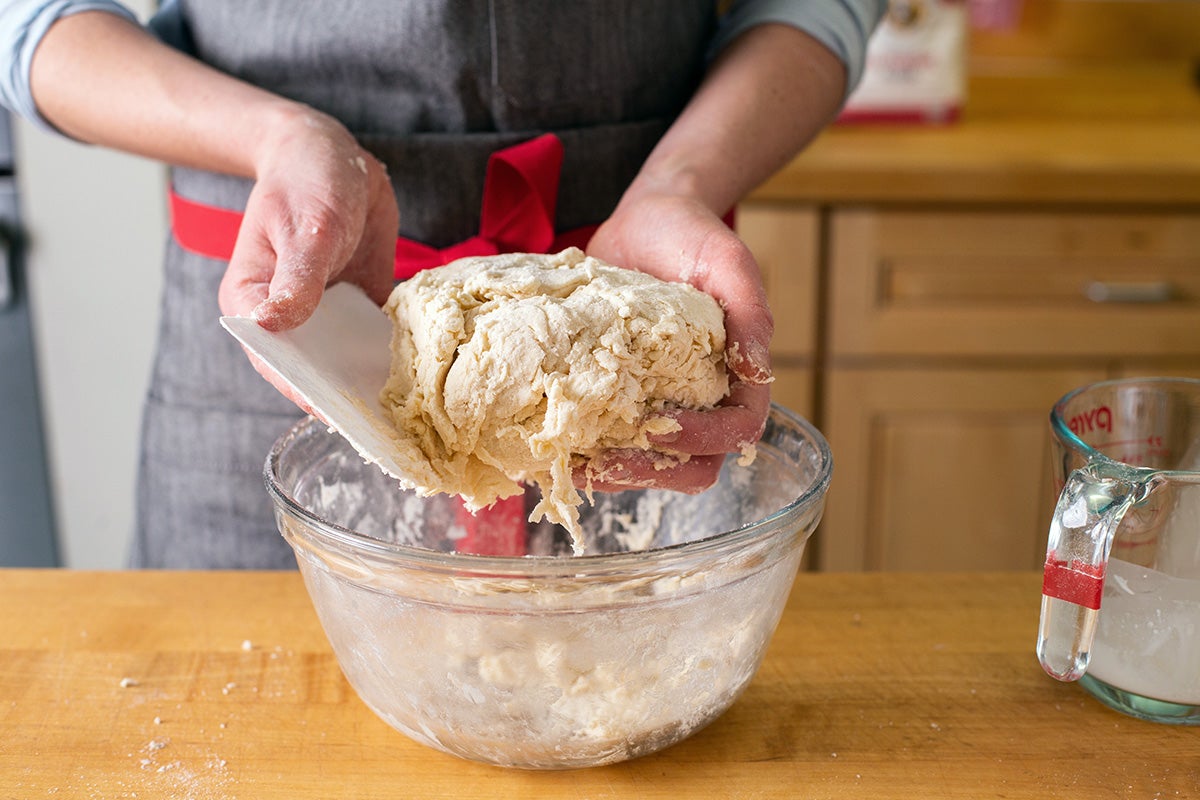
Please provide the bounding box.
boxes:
[738,204,819,360]
[828,209,1200,358]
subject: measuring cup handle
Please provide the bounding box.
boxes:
[1036,465,1143,682]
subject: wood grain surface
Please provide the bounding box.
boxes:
[749,62,1200,206]
[1,569,1196,798]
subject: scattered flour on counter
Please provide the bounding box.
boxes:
[136,736,232,800]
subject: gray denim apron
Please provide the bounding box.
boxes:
[132,0,716,568]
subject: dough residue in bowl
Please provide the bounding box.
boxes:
[379,247,729,551]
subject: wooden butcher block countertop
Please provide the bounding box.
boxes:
[750,61,1200,206]
[1,569,1196,798]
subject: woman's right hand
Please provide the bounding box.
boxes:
[30,11,400,413]
[215,108,400,414]
[216,107,399,331]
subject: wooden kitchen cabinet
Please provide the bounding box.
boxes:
[737,204,820,420]
[818,366,1104,571]
[813,208,1200,571]
[735,42,1200,571]
[740,202,1200,571]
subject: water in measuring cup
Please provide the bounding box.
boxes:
[1087,557,1200,705]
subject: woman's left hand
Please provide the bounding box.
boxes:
[576,20,855,494]
[583,189,773,493]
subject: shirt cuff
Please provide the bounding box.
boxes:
[0,1,140,134]
[710,0,887,97]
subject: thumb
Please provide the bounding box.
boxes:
[223,206,360,332]
[250,246,328,332]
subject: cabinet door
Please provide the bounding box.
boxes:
[818,367,1106,572]
[737,203,819,361]
[0,178,58,566]
[738,203,820,426]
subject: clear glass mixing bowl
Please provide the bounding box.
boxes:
[265,403,832,769]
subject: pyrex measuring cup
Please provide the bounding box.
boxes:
[1037,377,1200,724]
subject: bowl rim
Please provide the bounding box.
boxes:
[263,402,833,577]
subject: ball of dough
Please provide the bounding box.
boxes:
[380,248,729,547]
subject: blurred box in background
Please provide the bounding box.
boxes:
[838,0,978,125]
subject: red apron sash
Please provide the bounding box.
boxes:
[168,133,597,280]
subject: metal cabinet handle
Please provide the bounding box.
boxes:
[1084,281,1174,304]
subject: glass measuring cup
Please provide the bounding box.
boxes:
[1037,377,1200,724]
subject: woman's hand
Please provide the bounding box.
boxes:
[584,189,773,493]
[214,110,399,412]
[30,12,400,414]
[578,22,851,494]
[215,109,400,414]
[216,109,398,329]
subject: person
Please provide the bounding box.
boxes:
[0,1,884,568]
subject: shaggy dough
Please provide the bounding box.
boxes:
[379,248,729,551]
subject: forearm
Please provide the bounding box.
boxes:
[31,8,396,336]
[29,10,319,179]
[627,23,847,215]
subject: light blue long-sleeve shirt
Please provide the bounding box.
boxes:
[0,0,138,129]
[0,0,884,134]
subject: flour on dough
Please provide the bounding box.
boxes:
[379,248,729,552]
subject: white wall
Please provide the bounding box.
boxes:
[15,1,165,568]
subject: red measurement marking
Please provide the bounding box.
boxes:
[455,493,528,556]
[1042,557,1105,610]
